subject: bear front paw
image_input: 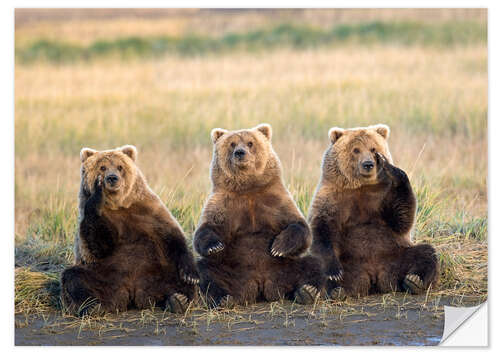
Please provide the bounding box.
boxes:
[271,237,299,257]
[376,152,408,184]
[93,175,103,193]
[84,176,104,216]
[271,224,307,257]
[326,267,344,282]
[178,262,200,285]
[202,240,225,257]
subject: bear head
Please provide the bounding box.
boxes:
[80,145,139,209]
[209,123,282,192]
[321,124,393,188]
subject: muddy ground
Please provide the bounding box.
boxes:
[15,295,484,346]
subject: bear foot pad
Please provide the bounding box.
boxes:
[403,274,425,294]
[168,293,189,314]
[295,284,319,305]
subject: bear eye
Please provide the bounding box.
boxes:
[230,142,236,148]
[117,165,123,171]
[353,148,360,154]
[247,141,253,148]
[100,165,106,171]
[370,148,376,153]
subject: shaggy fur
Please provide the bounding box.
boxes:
[308,125,439,297]
[61,145,198,315]
[195,124,325,307]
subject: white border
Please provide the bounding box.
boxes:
[3,0,495,355]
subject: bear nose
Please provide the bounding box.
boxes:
[234,149,246,159]
[105,174,119,185]
[362,160,374,171]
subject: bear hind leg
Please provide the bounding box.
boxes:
[340,267,372,298]
[294,284,320,304]
[61,266,101,316]
[167,293,190,313]
[267,256,324,304]
[263,279,286,302]
[61,266,130,315]
[199,277,233,309]
[399,244,439,294]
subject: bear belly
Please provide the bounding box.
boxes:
[339,222,404,261]
[220,231,277,271]
[199,231,301,300]
[98,238,172,285]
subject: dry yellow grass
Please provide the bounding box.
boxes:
[15,45,487,233]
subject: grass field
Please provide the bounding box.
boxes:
[14,9,487,342]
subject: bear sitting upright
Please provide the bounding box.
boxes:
[194,124,325,307]
[61,145,199,315]
[308,124,439,297]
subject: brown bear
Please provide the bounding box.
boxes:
[61,145,199,315]
[194,124,325,308]
[308,124,439,297]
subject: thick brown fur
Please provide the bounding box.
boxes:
[308,125,439,297]
[194,124,325,307]
[61,145,198,316]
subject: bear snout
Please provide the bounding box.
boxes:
[233,148,247,160]
[105,174,119,186]
[361,160,375,172]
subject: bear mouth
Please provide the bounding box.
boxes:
[104,183,122,193]
[231,158,252,169]
[359,171,377,180]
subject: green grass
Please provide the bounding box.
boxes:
[16,20,487,64]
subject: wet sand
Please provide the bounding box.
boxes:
[16,294,482,346]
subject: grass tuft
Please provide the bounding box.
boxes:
[15,267,61,315]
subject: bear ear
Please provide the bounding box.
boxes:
[80,148,97,163]
[372,124,390,139]
[120,145,137,162]
[255,123,272,140]
[211,128,228,144]
[328,127,345,144]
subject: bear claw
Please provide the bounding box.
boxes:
[295,284,319,305]
[403,273,425,294]
[270,248,283,257]
[270,246,288,257]
[206,241,224,255]
[168,293,189,314]
[182,273,200,285]
[327,269,344,282]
